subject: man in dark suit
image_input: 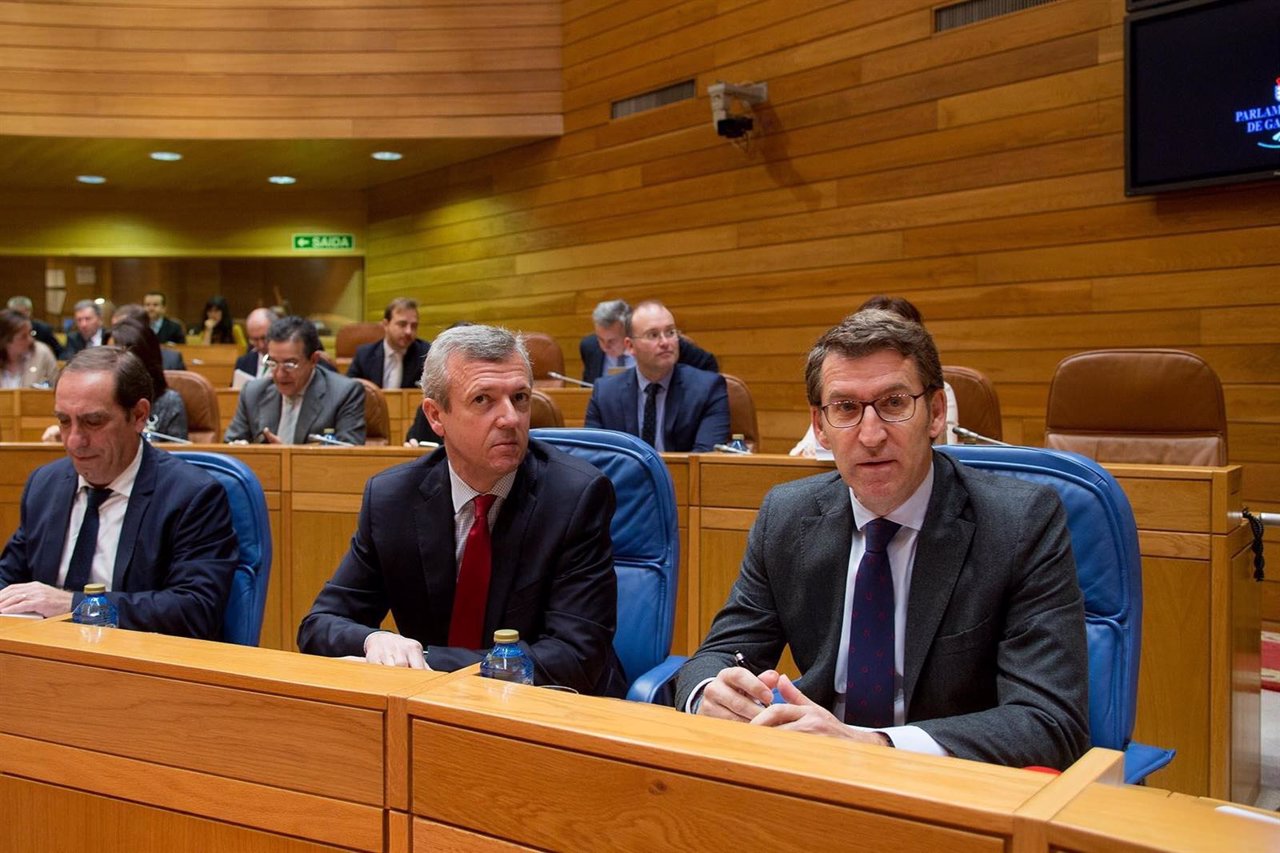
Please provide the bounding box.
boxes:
[6,296,62,359]
[143,291,187,345]
[113,304,184,370]
[234,307,275,381]
[579,298,718,383]
[63,299,107,357]
[299,324,627,697]
[346,297,431,389]
[675,310,1089,770]
[225,315,365,445]
[0,347,239,638]
[584,300,729,453]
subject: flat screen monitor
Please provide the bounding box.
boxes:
[1125,0,1280,195]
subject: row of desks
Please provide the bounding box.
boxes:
[0,617,1275,852]
[0,444,1259,802]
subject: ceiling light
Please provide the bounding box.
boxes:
[76,175,107,184]
[371,151,403,161]
[150,151,183,162]
[268,175,296,185]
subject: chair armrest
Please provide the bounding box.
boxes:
[626,655,687,704]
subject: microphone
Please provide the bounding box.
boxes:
[308,432,355,447]
[713,443,751,455]
[547,371,593,388]
[951,426,1009,446]
[144,417,192,445]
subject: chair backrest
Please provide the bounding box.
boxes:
[1045,349,1227,466]
[938,445,1141,755]
[354,378,389,445]
[335,322,384,359]
[171,451,272,646]
[521,332,565,387]
[721,373,760,451]
[530,389,564,428]
[942,365,1003,442]
[530,428,679,687]
[163,369,220,443]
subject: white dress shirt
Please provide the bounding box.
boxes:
[635,370,673,452]
[383,346,404,390]
[56,439,145,590]
[275,370,316,444]
[446,463,517,573]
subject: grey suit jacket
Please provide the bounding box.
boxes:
[674,450,1089,769]
[224,367,366,445]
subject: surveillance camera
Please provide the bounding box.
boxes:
[716,116,754,139]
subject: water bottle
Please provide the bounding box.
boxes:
[480,629,534,685]
[726,433,750,454]
[71,583,118,628]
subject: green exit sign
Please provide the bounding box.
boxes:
[292,233,354,250]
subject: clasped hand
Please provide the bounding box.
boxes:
[698,666,886,744]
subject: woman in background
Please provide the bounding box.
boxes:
[110,320,189,442]
[0,308,57,388]
[193,295,236,345]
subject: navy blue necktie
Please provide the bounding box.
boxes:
[844,517,901,727]
[641,383,659,447]
[63,487,112,592]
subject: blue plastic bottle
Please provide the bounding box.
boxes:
[480,629,534,685]
[71,583,119,628]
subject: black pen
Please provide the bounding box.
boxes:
[732,650,757,674]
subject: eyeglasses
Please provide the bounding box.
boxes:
[634,327,679,344]
[819,390,931,429]
[263,357,304,373]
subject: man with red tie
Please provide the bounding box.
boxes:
[674,309,1089,770]
[298,324,627,697]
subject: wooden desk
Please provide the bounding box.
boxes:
[0,618,441,852]
[177,343,241,388]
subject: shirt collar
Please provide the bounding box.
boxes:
[848,459,934,533]
[446,460,517,514]
[77,436,145,498]
[283,368,316,404]
[636,368,673,394]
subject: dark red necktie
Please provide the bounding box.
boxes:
[844,517,901,727]
[448,493,497,649]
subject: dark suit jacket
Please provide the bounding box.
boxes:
[346,338,430,389]
[674,450,1090,770]
[153,317,186,346]
[63,329,104,358]
[161,348,185,371]
[224,368,365,445]
[580,334,719,383]
[298,440,627,696]
[0,442,239,639]
[32,320,62,359]
[584,364,729,453]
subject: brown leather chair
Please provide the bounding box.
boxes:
[336,322,383,359]
[1044,349,1228,466]
[521,332,565,387]
[721,373,760,452]
[530,388,564,428]
[164,370,220,443]
[354,378,389,446]
[942,365,1003,443]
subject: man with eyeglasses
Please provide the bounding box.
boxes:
[579,298,719,383]
[674,309,1089,770]
[584,300,729,452]
[224,315,365,445]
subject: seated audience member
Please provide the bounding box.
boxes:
[580,298,719,383]
[347,297,431,389]
[109,320,188,442]
[0,308,58,388]
[6,296,62,358]
[299,324,627,697]
[191,295,236,345]
[792,296,958,457]
[113,304,185,371]
[224,315,365,445]
[584,300,729,452]
[0,347,238,638]
[675,309,1088,770]
[234,307,276,382]
[143,291,187,345]
[63,300,107,357]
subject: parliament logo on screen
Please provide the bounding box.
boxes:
[1231,75,1280,149]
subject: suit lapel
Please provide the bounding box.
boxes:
[34,464,80,586]
[295,369,328,444]
[621,370,640,436]
[113,442,157,590]
[484,452,538,640]
[903,454,973,712]
[794,476,855,703]
[415,456,459,641]
[662,365,684,444]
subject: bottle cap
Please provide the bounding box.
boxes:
[493,628,520,644]
[82,583,106,594]
[732,433,745,441]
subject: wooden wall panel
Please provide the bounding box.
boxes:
[0,0,562,139]
[366,0,1279,615]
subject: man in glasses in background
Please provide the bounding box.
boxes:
[584,300,728,452]
[225,315,365,445]
[674,309,1089,770]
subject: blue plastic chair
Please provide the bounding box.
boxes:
[939,445,1175,783]
[530,428,681,702]
[172,451,273,647]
